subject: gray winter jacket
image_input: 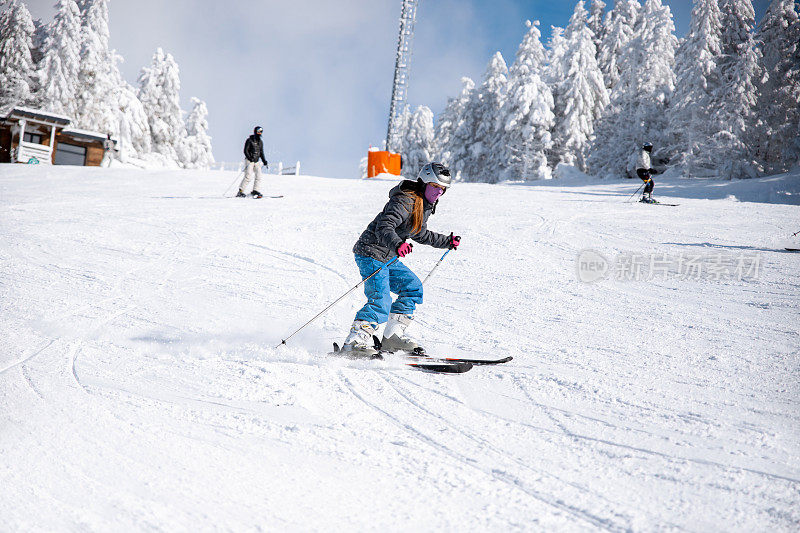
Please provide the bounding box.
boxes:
[353,181,451,262]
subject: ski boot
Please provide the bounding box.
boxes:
[236,190,246,198]
[380,313,424,354]
[251,190,263,199]
[340,321,380,358]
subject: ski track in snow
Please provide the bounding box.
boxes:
[1,165,799,531]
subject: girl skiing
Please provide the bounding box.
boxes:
[342,162,460,357]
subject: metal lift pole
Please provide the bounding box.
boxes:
[385,0,419,153]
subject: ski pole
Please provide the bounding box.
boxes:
[422,249,451,285]
[422,237,459,285]
[792,229,800,237]
[626,182,644,202]
[223,170,245,197]
[275,257,399,348]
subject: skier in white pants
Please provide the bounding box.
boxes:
[101,134,116,167]
[237,126,269,198]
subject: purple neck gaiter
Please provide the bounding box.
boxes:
[424,183,444,204]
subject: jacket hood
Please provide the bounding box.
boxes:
[389,180,422,198]
[388,183,404,199]
[389,180,436,209]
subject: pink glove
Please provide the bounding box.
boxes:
[397,242,413,257]
[449,233,461,249]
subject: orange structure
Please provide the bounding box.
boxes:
[367,150,401,178]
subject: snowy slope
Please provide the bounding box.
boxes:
[1,164,799,531]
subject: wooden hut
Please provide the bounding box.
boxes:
[0,107,116,166]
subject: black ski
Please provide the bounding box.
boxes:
[403,353,513,365]
[406,360,473,373]
[330,343,472,373]
[373,336,508,368]
[370,336,509,366]
[640,200,679,206]
[786,248,800,252]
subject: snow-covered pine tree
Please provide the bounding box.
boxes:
[115,80,151,161]
[391,105,411,159]
[384,104,413,156]
[441,81,478,179]
[597,0,640,90]
[665,0,724,177]
[796,115,800,168]
[545,26,567,88]
[712,0,763,178]
[359,153,369,179]
[550,1,609,171]
[587,0,607,60]
[496,20,554,180]
[183,97,214,169]
[589,0,677,179]
[434,77,474,167]
[459,52,508,182]
[74,0,117,134]
[401,105,435,176]
[36,0,82,116]
[629,0,677,153]
[756,0,800,171]
[138,48,186,166]
[387,106,409,156]
[544,25,568,169]
[0,0,36,109]
[31,18,47,65]
[719,0,757,53]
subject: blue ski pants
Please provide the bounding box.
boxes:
[353,254,423,324]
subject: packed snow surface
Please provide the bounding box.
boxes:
[2,165,799,531]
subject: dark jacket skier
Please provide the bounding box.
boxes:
[244,131,268,165]
[238,126,269,198]
[343,162,460,357]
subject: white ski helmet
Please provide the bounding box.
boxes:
[418,162,452,189]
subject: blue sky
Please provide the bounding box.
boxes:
[24,0,773,178]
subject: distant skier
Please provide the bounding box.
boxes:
[237,126,269,199]
[341,162,461,357]
[101,134,116,167]
[637,142,656,203]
